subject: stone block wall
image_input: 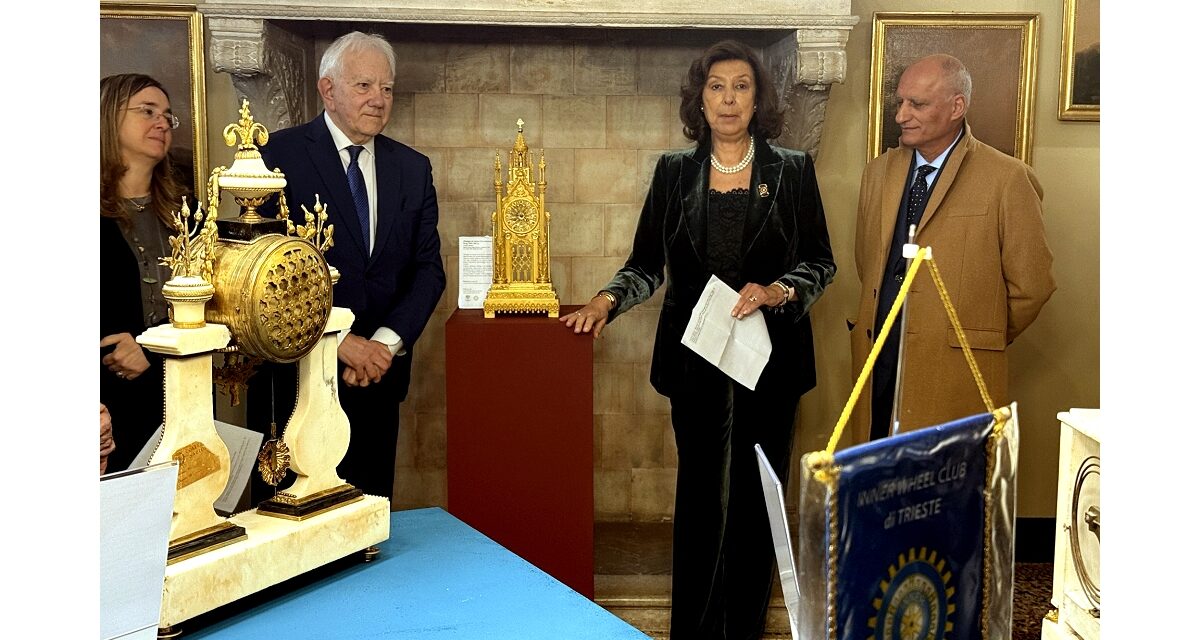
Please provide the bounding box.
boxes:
[314,26,738,522]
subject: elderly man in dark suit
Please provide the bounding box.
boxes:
[254,31,445,501]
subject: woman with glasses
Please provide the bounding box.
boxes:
[100,73,187,472]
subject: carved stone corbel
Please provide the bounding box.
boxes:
[207,17,310,132]
[765,23,856,159]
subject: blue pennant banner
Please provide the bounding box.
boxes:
[831,412,994,640]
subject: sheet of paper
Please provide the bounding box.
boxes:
[458,236,494,309]
[213,420,265,514]
[755,444,803,639]
[128,426,162,471]
[100,461,179,640]
[680,275,773,390]
[126,421,263,515]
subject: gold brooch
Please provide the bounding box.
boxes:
[757,183,770,197]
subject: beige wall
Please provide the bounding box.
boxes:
[198,0,1098,521]
[384,31,712,518]
[203,27,727,518]
[809,0,1099,519]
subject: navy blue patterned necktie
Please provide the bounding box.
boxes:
[906,164,938,226]
[346,145,371,250]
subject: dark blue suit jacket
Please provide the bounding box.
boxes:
[261,114,446,401]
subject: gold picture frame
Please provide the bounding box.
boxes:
[101,3,209,200]
[868,12,1039,165]
[1058,0,1100,121]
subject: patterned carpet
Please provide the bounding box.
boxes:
[1013,563,1054,640]
[596,523,1056,639]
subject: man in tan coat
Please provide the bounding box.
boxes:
[850,54,1055,443]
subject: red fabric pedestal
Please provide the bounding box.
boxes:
[445,306,594,598]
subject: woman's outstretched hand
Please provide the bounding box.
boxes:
[560,295,614,339]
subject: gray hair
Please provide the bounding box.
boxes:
[937,55,973,107]
[319,31,396,82]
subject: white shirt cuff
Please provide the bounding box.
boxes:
[371,327,406,357]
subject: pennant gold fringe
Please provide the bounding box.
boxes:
[805,247,1014,639]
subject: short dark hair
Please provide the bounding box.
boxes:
[679,40,784,142]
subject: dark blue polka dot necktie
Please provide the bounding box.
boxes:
[346,145,371,251]
[906,164,938,226]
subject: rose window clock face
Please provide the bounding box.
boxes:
[505,199,537,234]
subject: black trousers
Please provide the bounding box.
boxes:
[247,360,403,504]
[667,352,800,640]
[100,357,164,473]
[336,363,403,499]
[870,320,902,441]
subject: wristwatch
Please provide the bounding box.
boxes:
[597,290,618,308]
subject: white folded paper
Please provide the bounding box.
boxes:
[681,275,773,390]
[100,461,178,640]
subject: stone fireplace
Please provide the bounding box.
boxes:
[197,0,858,520]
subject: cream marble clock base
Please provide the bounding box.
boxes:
[257,308,361,519]
[1041,408,1100,640]
[1040,595,1100,640]
[158,306,388,636]
[159,494,389,635]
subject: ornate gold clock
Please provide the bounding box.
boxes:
[484,119,560,318]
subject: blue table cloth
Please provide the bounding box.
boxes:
[186,507,648,639]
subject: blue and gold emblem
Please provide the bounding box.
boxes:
[831,413,994,639]
[869,547,956,640]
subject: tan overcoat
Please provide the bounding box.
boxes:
[848,124,1055,444]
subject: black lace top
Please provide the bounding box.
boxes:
[706,188,750,284]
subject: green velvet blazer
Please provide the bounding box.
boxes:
[602,136,836,399]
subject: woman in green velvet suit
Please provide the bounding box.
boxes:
[562,40,835,640]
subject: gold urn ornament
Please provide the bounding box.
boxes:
[483,119,560,318]
[203,100,336,364]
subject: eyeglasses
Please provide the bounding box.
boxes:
[126,105,180,130]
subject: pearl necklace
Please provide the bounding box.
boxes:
[710,143,754,174]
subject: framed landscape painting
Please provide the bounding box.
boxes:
[1058,0,1100,121]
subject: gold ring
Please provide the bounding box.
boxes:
[749,296,758,302]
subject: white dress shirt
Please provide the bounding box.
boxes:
[909,126,965,190]
[323,112,405,357]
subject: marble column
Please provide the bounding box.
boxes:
[208,17,312,131]
[765,26,853,159]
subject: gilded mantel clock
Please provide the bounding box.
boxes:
[483,119,560,318]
